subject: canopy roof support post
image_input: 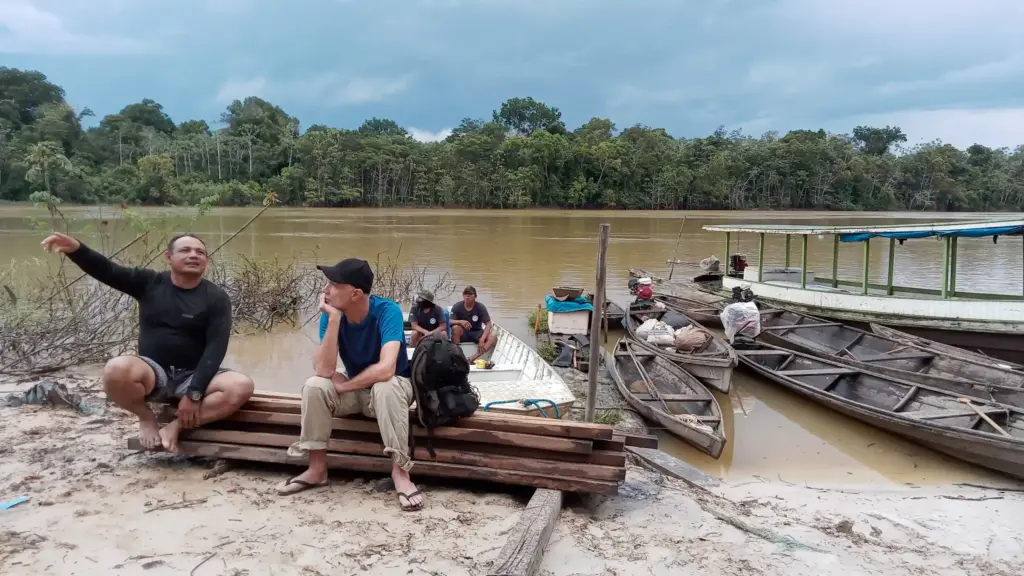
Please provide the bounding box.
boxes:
[941,236,950,299]
[725,232,731,276]
[886,237,896,296]
[800,234,808,289]
[832,235,839,288]
[785,234,791,268]
[757,233,765,283]
[862,239,870,295]
[949,236,958,296]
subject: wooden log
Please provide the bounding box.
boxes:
[241,397,616,440]
[225,410,595,454]
[183,429,626,482]
[487,489,563,576]
[615,432,659,449]
[127,439,618,495]
[625,446,719,490]
[592,437,625,452]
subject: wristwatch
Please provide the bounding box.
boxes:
[188,390,202,402]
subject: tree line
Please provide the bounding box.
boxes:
[2,66,1022,211]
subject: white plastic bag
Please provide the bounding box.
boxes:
[637,318,675,345]
[719,301,761,343]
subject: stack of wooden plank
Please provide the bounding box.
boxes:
[132,391,658,495]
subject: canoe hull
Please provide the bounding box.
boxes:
[623,310,736,394]
[605,340,725,458]
[736,343,1024,481]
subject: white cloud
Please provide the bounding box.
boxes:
[835,107,1024,150]
[408,127,451,142]
[0,0,151,54]
[876,55,1024,95]
[215,77,268,103]
[214,73,412,107]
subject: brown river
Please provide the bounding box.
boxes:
[3,206,1022,487]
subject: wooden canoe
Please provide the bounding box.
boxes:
[605,338,726,458]
[654,294,1024,406]
[652,294,728,328]
[870,323,1024,372]
[623,308,737,394]
[733,340,1024,480]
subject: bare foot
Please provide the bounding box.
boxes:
[392,465,423,510]
[138,418,161,450]
[158,419,181,453]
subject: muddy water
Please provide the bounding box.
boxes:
[2,206,1020,486]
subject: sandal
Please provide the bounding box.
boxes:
[397,490,424,511]
[275,476,328,496]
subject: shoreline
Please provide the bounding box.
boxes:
[3,369,1024,574]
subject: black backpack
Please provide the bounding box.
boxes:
[409,332,480,457]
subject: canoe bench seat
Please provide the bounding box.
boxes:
[900,406,1007,420]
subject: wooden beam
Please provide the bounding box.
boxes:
[760,322,842,331]
[949,236,958,296]
[227,410,595,454]
[862,238,870,295]
[184,429,626,482]
[724,232,731,275]
[586,223,610,422]
[241,398,615,441]
[886,237,896,296]
[778,368,859,376]
[800,234,808,289]
[941,236,950,299]
[487,489,563,576]
[633,393,714,402]
[832,234,839,289]
[612,432,659,449]
[785,234,791,267]
[856,351,936,362]
[757,232,765,282]
[625,446,719,489]
[128,439,618,495]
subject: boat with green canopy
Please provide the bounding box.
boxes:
[698,218,1024,363]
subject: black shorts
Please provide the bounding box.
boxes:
[462,329,484,343]
[138,356,232,403]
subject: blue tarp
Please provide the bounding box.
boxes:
[544,294,594,313]
[840,225,1024,243]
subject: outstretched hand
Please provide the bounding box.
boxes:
[40,232,81,255]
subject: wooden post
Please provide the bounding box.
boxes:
[785,234,791,268]
[757,233,765,283]
[886,237,896,296]
[724,232,731,275]
[861,239,870,295]
[800,234,808,289]
[941,236,950,299]
[585,224,610,423]
[832,234,840,288]
[487,489,563,576]
[949,236,958,296]
[667,217,685,280]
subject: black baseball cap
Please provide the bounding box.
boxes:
[317,258,373,293]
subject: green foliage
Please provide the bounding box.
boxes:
[1,66,1023,211]
[594,411,623,426]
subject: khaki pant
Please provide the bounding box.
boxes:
[286,375,415,471]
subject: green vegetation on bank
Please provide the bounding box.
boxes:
[2,66,1022,211]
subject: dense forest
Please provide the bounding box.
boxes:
[1,67,1022,211]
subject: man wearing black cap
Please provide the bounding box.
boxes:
[408,289,447,347]
[276,258,422,511]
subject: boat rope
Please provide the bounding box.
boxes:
[482,398,560,418]
[674,413,715,434]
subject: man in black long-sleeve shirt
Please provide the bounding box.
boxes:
[41,231,255,452]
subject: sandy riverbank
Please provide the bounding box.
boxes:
[2,370,1024,576]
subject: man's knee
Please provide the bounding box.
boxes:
[213,371,255,403]
[103,356,147,392]
[301,376,334,402]
[371,377,412,409]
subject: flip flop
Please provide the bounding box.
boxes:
[275,476,328,496]
[397,490,424,511]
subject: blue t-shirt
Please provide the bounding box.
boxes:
[318,295,410,378]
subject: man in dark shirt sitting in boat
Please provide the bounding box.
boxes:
[450,285,496,362]
[40,232,255,453]
[408,289,447,347]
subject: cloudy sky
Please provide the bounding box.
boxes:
[2,0,1023,148]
